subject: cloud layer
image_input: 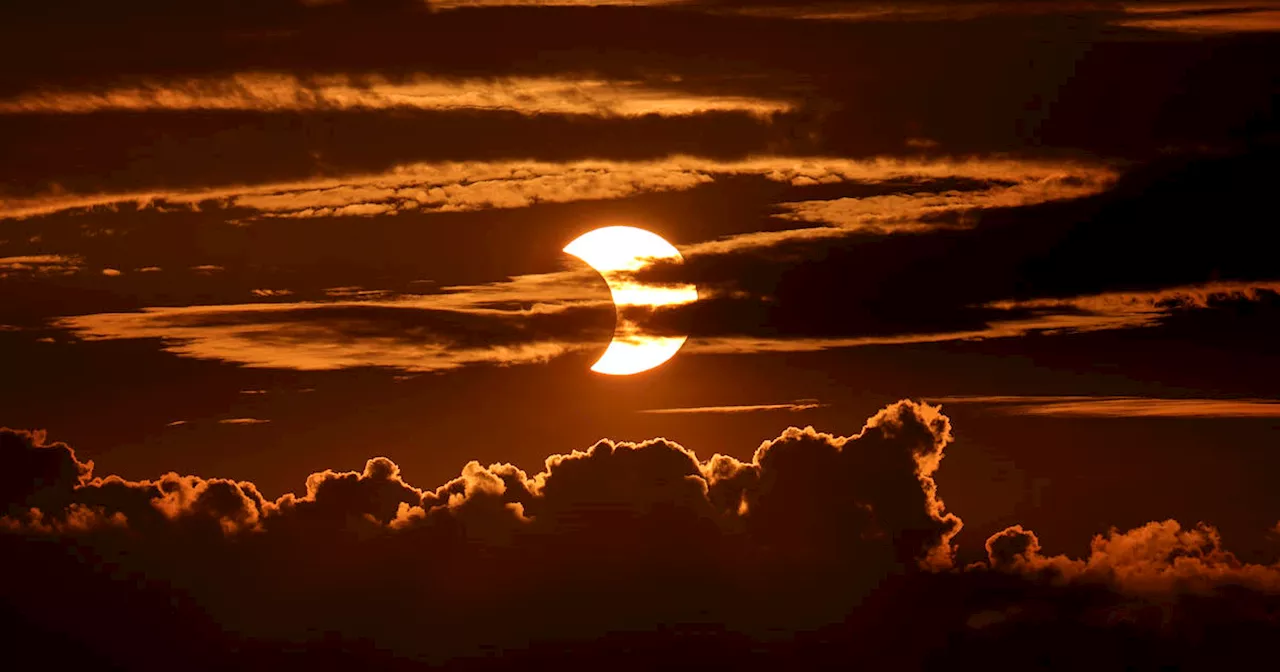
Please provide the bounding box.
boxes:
[3,401,1279,669]
[0,73,793,117]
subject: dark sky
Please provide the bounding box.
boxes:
[2,1,1279,669]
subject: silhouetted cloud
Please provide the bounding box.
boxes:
[3,401,1280,668]
[1116,2,1280,33]
[0,73,792,117]
[0,155,1113,221]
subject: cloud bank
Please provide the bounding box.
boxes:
[3,401,1279,669]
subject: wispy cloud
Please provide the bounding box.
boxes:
[0,254,82,278]
[929,395,1280,418]
[218,418,272,425]
[0,155,1116,223]
[771,177,1106,233]
[687,280,1280,354]
[427,0,686,8]
[1116,2,1280,33]
[0,73,791,118]
[724,2,1105,22]
[52,278,611,373]
[51,278,1280,374]
[638,400,826,414]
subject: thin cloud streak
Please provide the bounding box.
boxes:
[0,73,792,118]
[0,155,1117,222]
[53,301,600,373]
[427,0,685,8]
[771,177,1107,232]
[930,395,1280,418]
[49,279,1280,373]
[1117,2,1280,32]
[637,400,826,414]
[688,280,1280,354]
[0,254,82,278]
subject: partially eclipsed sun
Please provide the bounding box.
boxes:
[563,226,698,375]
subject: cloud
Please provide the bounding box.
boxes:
[720,1,1112,22]
[4,401,1280,667]
[0,73,792,118]
[682,280,1280,354]
[1116,2,1280,33]
[930,395,1280,418]
[770,175,1107,233]
[637,400,826,414]
[0,154,1115,222]
[0,254,82,278]
[428,0,685,8]
[48,271,1280,374]
[985,520,1280,594]
[217,418,271,425]
[51,290,613,372]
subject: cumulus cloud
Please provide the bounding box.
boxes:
[3,401,1280,667]
[984,520,1280,594]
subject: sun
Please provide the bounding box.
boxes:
[563,226,698,375]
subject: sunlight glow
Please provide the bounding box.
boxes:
[562,226,698,375]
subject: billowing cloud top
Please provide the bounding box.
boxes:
[4,402,1280,667]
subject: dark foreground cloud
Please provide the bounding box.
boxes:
[3,401,1279,671]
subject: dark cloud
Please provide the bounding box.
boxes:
[639,149,1280,342]
[1,0,1275,203]
[3,401,1279,669]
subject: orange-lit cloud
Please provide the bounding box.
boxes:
[930,395,1280,418]
[1116,2,1280,33]
[50,278,1279,373]
[985,520,1280,594]
[53,303,598,373]
[724,2,1107,22]
[637,400,826,414]
[4,402,1280,664]
[0,254,82,278]
[0,73,792,118]
[771,176,1107,233]
[427,0,686,7]
[0,155,1116,222]
[689,280,1280,355]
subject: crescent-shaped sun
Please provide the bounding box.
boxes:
[563,226,698,375]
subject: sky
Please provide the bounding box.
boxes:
[2,0,1279,669]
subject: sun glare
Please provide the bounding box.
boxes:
[563,226,698,375]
